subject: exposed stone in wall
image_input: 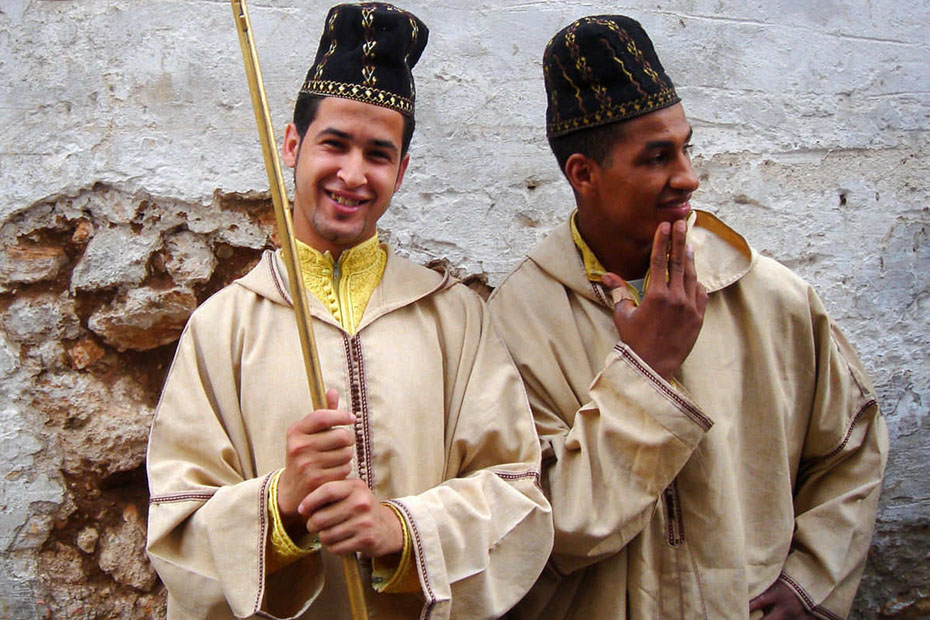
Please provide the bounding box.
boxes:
[0,183,275,619]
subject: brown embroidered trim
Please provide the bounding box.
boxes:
[149,491,215,504]
[822,398,877,461]
[344,334,375,489]
[590,280,609,307]
[613,344,713,431]
[253,472,273,613]
[267,251,291,306]
[778,572,843,620]
[495,471,542,487]
[386,500,437,618]
[663,481,684,547]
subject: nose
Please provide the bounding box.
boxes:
[671,153,700,193]
[337,150,366,188]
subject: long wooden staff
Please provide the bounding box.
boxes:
[229,1,369,617]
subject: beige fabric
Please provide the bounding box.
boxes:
[489,210,888,620]
[146,246,552,620]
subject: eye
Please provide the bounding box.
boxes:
[368,149,393,163]
[321,138,346,150]
[646,152,668,165]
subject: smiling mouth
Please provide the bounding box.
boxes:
[328,191,366,207]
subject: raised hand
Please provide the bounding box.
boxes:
[601,219,707,381]
[277,389,356,528]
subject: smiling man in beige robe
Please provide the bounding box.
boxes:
[145,4,551,619]
[490,15,887,620]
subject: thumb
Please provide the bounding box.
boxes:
[325,388,339,411]
[749,584,777,612]
[601,272,636,321]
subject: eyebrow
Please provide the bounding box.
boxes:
[318,127,399,152]
[644,127,694,150]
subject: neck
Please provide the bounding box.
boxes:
[576,209,651,281]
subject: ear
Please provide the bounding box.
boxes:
[282,122,301,168]
[393,153,410,193]
[564,153,600,199]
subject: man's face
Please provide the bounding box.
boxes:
[283,96,409,256]
[579,103,699,247]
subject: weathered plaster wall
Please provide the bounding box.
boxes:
[1,0,927,617]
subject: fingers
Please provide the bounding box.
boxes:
[300,478,358,518]
[749,589,775,612]
[291,407,355,435]
[682,243,697,298]
[646,222,672,292]
[667,219,687,288]
[326,388,339,410]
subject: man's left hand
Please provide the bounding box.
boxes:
[749,581,817,619]
[298,478,404,558]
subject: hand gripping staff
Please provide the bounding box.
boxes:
[229,1,370,618]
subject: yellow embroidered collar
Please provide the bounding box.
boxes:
[570,211,646,303]
[295,235,386,335]
[570,211,607,283]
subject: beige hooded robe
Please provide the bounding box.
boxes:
[489,210,887,620]
[147,247,553,620]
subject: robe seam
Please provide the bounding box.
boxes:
[663,480,685,547]
[353,335,375,490]
[821,398,876,461]
[612,344,713,430]
[267,250,290,305]
[149,492,215,504]
[253,472,273,614]
[494,471,541,486]
[778,572,843,620]
[387,500,437,619]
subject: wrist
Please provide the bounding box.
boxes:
[376,503,405,557]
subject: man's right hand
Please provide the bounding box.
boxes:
[601,219,707,381]
[277,389,356,527]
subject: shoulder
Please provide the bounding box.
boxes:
[179,260,273,340]
[489,255,566,322]
[738,253,817,311]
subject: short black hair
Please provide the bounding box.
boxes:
[548,120,627,175]
[293,92,416,156]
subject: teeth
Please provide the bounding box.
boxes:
[331,193,362,207]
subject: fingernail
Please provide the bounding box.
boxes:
[686,245,694,259]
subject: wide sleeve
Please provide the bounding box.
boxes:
[489,276,713,576]
[387,291,553,620]
[145,305,324,620]
[778,290,888,620]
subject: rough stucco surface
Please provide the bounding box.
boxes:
[0,0,927,618]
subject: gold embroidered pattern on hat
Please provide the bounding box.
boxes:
[301,80,414,115]
[313,11,340,82]
[361,6,377,86]
[548,88,678,137]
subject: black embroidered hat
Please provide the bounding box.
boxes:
[544,15,680,138]
[300,3,428,117]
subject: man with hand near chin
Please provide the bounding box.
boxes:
[490,15,887,620]
[146,4,551,619]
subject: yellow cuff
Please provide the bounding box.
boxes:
[266,469,320,574]
[371,502,420,594]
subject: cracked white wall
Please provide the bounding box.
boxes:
[1,0,928,617]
